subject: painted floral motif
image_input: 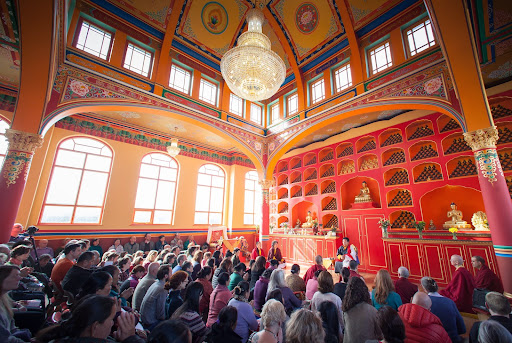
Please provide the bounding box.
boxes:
[295,3,319,34]
[423,77,442,94]
[69,80,90,97]
[254,142,262,151]
[201,2,228,35]
[64,78,126,101]
[474,149,503,185]
[2,151,32,187]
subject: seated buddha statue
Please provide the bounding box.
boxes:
[301,211,314,228]
[443,202,472,229]
[354,181,373,203]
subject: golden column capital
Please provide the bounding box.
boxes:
[5,129,43,153]
[463,126,499,151]
[258,179,275,190]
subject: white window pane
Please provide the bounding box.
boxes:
[195,212,208,224]
[140,163,159,178]
[55,150,86,168]
[195,186,211,211]
[197,173,211,186]
[134,210,152,223]
[77,171,108,206]
[413,29,428,49]
[153,210,172,224]
[209,187,224,212]
[40,206,74,223]
[73,207,102,224]
[46,167,82,205]
[209,212,222,225]
[85,154,111,172]
[134,178,157,208]
[0,137,8,155]
[244,214,254,225]
[212,176,224,188]
[245,179,255,190]
[169,65,191,93]
[160,167,177,181]
[244,191,254,212]
[155,181,174,210]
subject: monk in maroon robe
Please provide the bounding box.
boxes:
[440,255,476,313]
[471,255,504,293]
[267,240,285,265]
[303,255,326,285]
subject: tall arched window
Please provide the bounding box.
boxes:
[40,137,113,224]
[0,119,9,167]
[244,170,262,225]
[133,153,179,224]
[194,164,225,224]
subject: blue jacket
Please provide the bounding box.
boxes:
[429,294,465,343]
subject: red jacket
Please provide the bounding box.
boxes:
[303,264,326,285]
[398,303,451,343]
[394,277,418,304]
[250,248,264,261]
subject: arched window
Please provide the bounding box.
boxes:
[0,119,9,167]
[133,153,179,224]
[244,171,262,225]
[194,164,225,224]
[40,137,113,224]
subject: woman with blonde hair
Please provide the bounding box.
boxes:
[285,308,325,343]
[202,252,212,267]
[191,251,203,280]
[371,269,402,310]
[249,299,287,343]
[143,250,159,270]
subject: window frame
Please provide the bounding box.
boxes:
[367,40,393,76]
[194,164,226,225]
[132,153,179,225]
[287,92,299,116]
[198,78,218,106]
[250,103,263,125]
[229,93,244,117]
[122,41,154,78]
[73,17,114,61]
[270,102,280,124]
[403,17,437,58]
[310,78,326,105]
[243,170,260,225]
[333,63,352,93]
[168,64,193,95]
[38,136,113,225]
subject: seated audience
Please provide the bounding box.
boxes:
[123,236,139,255]
[232,248,241,267]
[8,245,33,275]
[132,262,159,311]
[9,223,26,243]
[421,276,465,342]
[88,238,103,256]
[228,281,258,343]
[148,319,192,343]
[212,250,222,268]
[0,265,31,342]
[267,240,285,268]
[184,236,195,251]
[212,258,233,289]
[101,265,133,306]
[306,269,322,300]
[181,261,194,279]
[439,254,476,313]
[34,254,53,278]
[471,255,504,293]
[202,252,212,268]
[196,266,214,320]
[140,233,155,253]
[250,256,266,291]
[170,233,184,251]
[318,301,341,343]
[207,272,232,327]
[333,267,350,301]
[61,251,94,296]
[478,320,512,343]
[253,268,273,311]
[76,271,113,299]
[51,242,82,292]
[394,266,418,304]
[30,239,54,260]
[249,299,287,343]
[348,260,363,280]
[120,265,146,301]
[155,235,168,251]
[172,281,208,343]
[373,305,406,343]
[117,257,131,283]
[191,251,204,280]
[55,238,72,257]
[311,271,343,331]
[143,250,159,270]
[303,255,326,286]
[469,291,512,343]
[286,264,306,293]
[229,263,246,291]
[206,306,241,343]
[173,254,188,273]
[165,270,189,318]
[342,277,379,343]
[371,269,402,311]
[286,308,325,343]
[108,238,124,254]
[140,265,171,330]
[250,241,264,261]
[398,292,451,343]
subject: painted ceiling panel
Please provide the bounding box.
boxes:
[105,0,175,31]
[345,0,403,30]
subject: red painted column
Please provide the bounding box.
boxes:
[259,179,274,252]
[464,127,512,297]
[0,129,43,243]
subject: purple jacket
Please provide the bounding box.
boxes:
[253,277,269,311]
[279,286,301,313]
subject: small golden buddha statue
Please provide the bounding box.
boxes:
[354,181,373,203]
[443,202,472,229]
[301,211,314,228]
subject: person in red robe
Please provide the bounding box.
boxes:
[250,241,264,261]
[394,266,418,304]
[471,255,504,293]
[303,255,326,285]
[440,254,476,313]
[267,240,285,268]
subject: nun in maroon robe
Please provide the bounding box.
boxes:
[440,264,476,313]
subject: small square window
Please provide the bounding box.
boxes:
[311,78,325,104]
[369,42,393,75]
[169,65,192,94]
[271,103,280,124]
[229,94,244,116]
[334,64,352,93]
[250,103,262,125]
[287,93,298,116]
[406,19,436,56]
[199,79,217,105]
[75,20,112,60]
[123,43,153,77]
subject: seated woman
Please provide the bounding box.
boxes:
[228,263,246,291]
[311,271,343,333]
[266,269,301,315]
[228,281,258,343]
[306,269,322,300]
[143,251,159,270]
[373,306,406,343]
[250,241,264,261]
[249,256,266,291]
[77,271,113,300]
[285,264,306,293]
[267,241,285,269]
[253,268,273,312]
[196,267,214,321]
[371,269,402,311]
[285,308,325,343]
[165,271,189,319]
[155,235,168,252]
[117,257,131,283]
[108,238,124,255]
[212,259,233,289]
[249,299,287,343]
[0,265,31,342]
[206,306,241,343]
[207,272,232,327]
[191,251,203,280]
[148,319,192,343]
[101,265,133,307]
[171,282,209,343]
[88,238,103,256]
[318,301,341,343]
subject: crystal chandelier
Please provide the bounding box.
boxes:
[167,127,181,157]
[221,8,286,102]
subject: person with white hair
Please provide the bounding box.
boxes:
[266,269,301,314]
[303,255,326,286]
[440,254,476,313]
[394,266,418,304]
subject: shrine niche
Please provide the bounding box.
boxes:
[305,183,318,196]
[290,170,302,183]
[384,167,410,186]
[277,202,288,214]
[409,140,438,161]
[320,163,335,178]
[277,187,288,199]
[387,188,413,207]
[336,142,354,158]
[420,185,485,230]
[382,147,406,166]
[291,201,318,230]
[338,159,355,175]
[406,119,434,141]
[390,210,416,229]
[340,176,381,210]
[413,162,444,183]
[358,154,379,171]
[276,160,288,173]
[379,128,403,147]
[490,98,512,120]
[442,132,471,155]
[498,148,512,172]
[356,135,377,153]
[319,147,334,162]
[304,167,318,181]
[304,152,317,166]
[290,156,302,169]
[447,155,478,179]
[321,196,337,211]
[290,185,302,198]
[497,121,512,145]
[437,114,461,133]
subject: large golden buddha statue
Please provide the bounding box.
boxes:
[354,181,373,203]
[443,202,472,229]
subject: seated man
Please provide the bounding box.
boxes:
[394,266,418,304]
[336,237,358,268]
[50,242,82,292]
[348,260,363,280]
[440,254,476,313]
[34,254,54,278]
[30,239,54,260]
[399,292,451,343]
[267,240,285,269]
[469,292,512,343]
[132,262,159,312]
[61,251,94,296]
[303,255,326,286]
[471,255,504,293]
[124,236,140,255]
[9,223,26,243]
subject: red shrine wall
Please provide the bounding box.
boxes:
[270,110,512,283]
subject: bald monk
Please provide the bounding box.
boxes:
[471,256,504,293]
[440,255,476,313]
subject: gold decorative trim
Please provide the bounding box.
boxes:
[5,129,44,153]
[382,237,492,245]
[463,126,498,151]
[2,151,33,187]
